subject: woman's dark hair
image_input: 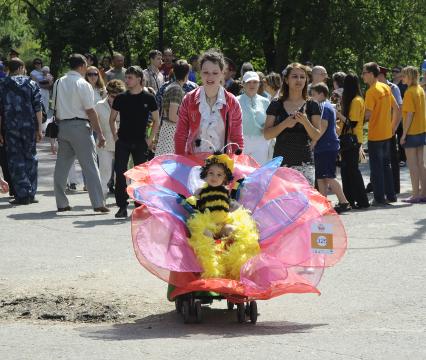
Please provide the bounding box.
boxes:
[227,80,242,96]
[84,53,98,67]
[264,72,282,92]
[332,72,346,88]
[199,49,225,71]
[173,59,190,81]
[341,73,363,118]
[240,62,254,77]
[32,58,42,66]
[69,53,87,69]
[280,63,309,101]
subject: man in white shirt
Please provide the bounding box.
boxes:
[52,53,108,213]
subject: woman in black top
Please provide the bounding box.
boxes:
[264,63,321,185]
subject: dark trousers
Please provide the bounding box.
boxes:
[340,143,369,207]
[114,138,147,208]
[5,129,37,200]
[368,139,395,202]
[389,135,400,194]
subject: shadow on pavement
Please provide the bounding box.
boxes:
[349,218,426,251]
[73,218,129,228]
[80,309,327,341]
[7,206,109,221]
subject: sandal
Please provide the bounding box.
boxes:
[334,202,352,214]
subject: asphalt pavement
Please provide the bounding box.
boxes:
[0,141,425,360]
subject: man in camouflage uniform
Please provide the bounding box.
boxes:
[0,58,42,205]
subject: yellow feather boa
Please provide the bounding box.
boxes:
[187,207,260,280]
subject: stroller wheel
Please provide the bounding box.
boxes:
[194,300,202,323]
[175,297,183,314]
[249,301,258,324]
[236,303,246,323]
[227,300,234,311]
[182,300,191,324]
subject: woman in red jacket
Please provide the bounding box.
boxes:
[174,50,243,155]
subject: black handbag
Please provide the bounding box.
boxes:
[339,117,358,152]
[45,121,58,138]
[45,80,59,139]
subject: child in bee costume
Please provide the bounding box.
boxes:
[183,152,260,279]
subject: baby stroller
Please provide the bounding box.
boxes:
[126,154,347,324]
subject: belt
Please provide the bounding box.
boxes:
[61,117,89,122]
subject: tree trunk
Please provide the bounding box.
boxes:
[274,1,295,72]
[259,0,276,72]
[49,47,63,79]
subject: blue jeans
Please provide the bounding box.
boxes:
[368,139,395,202]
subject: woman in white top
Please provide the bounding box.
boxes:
[237,71,271,165]
[85,66,106,104]
[95,79,125,198]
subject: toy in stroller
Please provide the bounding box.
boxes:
[126,153,347,324]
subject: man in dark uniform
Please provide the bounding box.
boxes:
[0,58,42,205]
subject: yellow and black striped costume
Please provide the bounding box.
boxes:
[186,183,260,280]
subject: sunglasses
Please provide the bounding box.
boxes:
[34,62,42,65]
[87,73,99,77]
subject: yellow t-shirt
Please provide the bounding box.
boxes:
[365,82,394,141]
[402,85,426,136]
[349,96,365,144]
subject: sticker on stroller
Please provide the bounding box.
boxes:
[311,223,334,254]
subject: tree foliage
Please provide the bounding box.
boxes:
[0,0,425,77]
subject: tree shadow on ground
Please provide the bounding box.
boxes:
[79,309,327,341]
[348,218,426,251]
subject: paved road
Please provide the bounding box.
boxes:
[0,142,425,360]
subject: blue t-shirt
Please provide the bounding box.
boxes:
[314,100,340,153]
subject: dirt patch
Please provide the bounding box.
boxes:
[0,294,139,323]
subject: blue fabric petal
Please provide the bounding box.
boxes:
[253,191,309,242]
[237,157,283,211]
[133,184,190,223]
[161,160,193,192]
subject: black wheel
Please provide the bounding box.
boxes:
[175,297,183,314]
[227,300,234,311]
[245,303,250,316]
[236,303,246,323]
[249,301,258,324]
[194,300,202,323]
[182,300,191,324]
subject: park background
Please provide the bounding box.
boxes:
[1,0,426,77]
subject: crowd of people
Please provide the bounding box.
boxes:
[1,46,426,218]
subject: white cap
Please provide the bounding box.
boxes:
[41,66,50,72]
[242,71,260,83]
